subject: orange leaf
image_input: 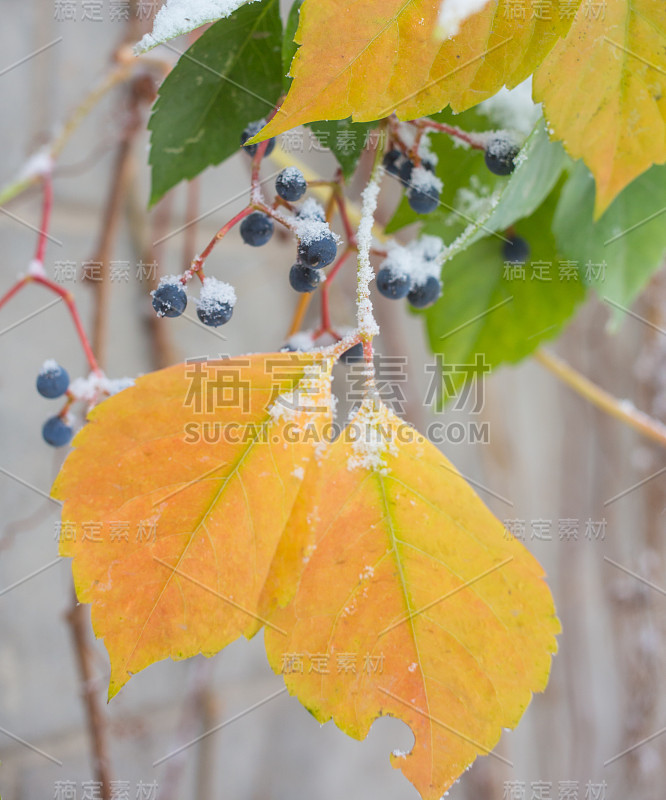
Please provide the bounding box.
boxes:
[264,400,559,799]
[255,0,576,140]
[52,353,334,698]
[534,1,666,216]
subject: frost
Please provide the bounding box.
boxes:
[346,399,399,474]
[136,0,259,52]
[26,259,47,278]
[39,359,60,375]
[380,236,444,288]
[437,0,490,37]
[394,125,438,166]
[356,176,382,336]
[17,147,53,183]
[291,466,305,480]
[69,372,135,407]
[359,565,375,580]
[268,361,333,426]
[408,662,418,672]
[410,166,443,193]
[292,215,341,247]
[453,176,498,220]
[284,330,316,352]
[392,749,408,759]
[298,198,326,220]
[478,78,541,137]
[196,276,236,312]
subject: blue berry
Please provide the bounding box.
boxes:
[240,120,275,158]
[407,185,440,214]
[197,302,233,327]
[36,362,69,398]
[383,149,402,176]
[240,212,274,247]
[376,268,410,300]
[42,416,73,447]
[484,137,520,176]
[289,262,321,293]
[502,235,530,263]
[340,342,364,364]
[298,233,337,269]
[151,282,187,318]
[407,276,442,308]
[399,159,414,184]
[276,168,307,202]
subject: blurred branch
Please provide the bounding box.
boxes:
[535,348,666,449]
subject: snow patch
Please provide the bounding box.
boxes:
[137,0,259,52]
[380,235,444,288]
[410,166,443,193]
[438,0,490,38]
[17,147,53,183]
[69,372,135,407]
[292,216,340,247]
[196,276,236,312]
[346,399,399,474]
[478,78,541,137]
[39,359,60,375]
[291,466,305,480]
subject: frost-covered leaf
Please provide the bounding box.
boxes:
[148,0,282,204]
[553,161,666,326]
[423,188,585,399]
[534,1,666,216]
[137,0,261,52]
[264,400,560,800]
[253,0,576,140]
[52,353,334,698]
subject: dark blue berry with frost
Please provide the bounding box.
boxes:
[42,415,73,447]
[240,212,274,247]
[151,281,187,318]
[298,233,337,269]
[407,185,440,214]
[484,136,520,176]
[36,362,69,398]
[376,267,411,300]
[289,262,321,293]
[197,303,233,327]
[383,149,402,175]
[502,235,530,263]
[276,167,307,202]
[240,120,275,158]
[407,276,442,308]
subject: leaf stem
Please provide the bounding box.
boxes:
[534,348,666,449]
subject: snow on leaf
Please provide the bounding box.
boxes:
[264,402,560,800]
[136,0,260,52]
[51,353,334,698]
[251,0,576,141]
[533,1,666,216]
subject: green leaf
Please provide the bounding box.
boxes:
[307,118,377,179]
[423,187,586,401]
[553,161,666,327]
[136,0,260,53]
[148,0,282,205]
[282,0,303,92]
[386,120,567,269]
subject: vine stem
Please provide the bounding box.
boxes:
[534,349,666,449]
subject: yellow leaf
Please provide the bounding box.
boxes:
[264,400,559,799]
[534,2,666,216]
[255,0,576,140]
[52,353,334,698]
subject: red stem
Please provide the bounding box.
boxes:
[415,119,487,150]
[0,275,101,374]
[34,173,54,264]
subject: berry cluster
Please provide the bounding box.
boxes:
[37,360,74,447]
[383,147,442,215]
[376,236,444,309]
